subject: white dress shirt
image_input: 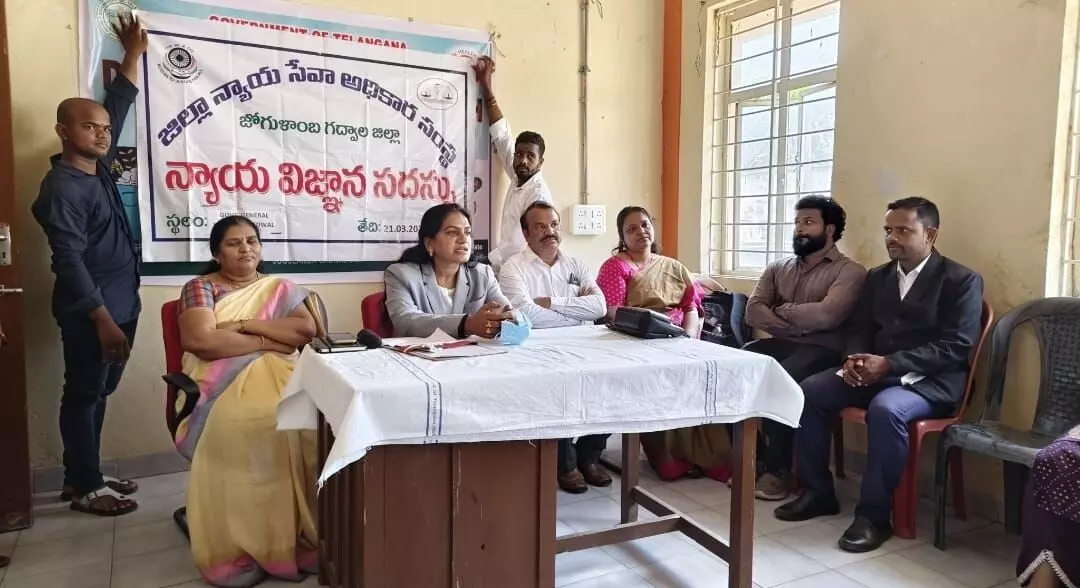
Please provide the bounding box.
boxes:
[498,247,607,329]
[897,254,931,385]
[486,118,554,271]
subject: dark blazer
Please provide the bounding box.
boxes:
[844,250,983,408]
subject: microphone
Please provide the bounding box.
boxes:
[356,328,383,350]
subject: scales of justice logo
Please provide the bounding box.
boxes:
[417,78,459,110]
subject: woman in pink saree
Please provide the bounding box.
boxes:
[175,216,321,587]
[596,206,732,482]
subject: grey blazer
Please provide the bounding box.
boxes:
[384,261,510,338]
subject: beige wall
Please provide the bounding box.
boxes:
[7,0,662,467]
[680,0,1069,514]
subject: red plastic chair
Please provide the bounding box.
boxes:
[160,299,194,538]
[159,293,330,539]
[832,298,994,539]
[160,300,195,443]
[362,291,393,338]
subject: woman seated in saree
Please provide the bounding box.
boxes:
[176,215,322,588]
[1016,424,1080,588]
[596,206,731,483]
[385,203,514,338]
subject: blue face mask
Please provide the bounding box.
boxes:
[499,310,532,345]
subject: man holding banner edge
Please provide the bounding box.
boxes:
[31,13,146,517]
[473,57,553,272]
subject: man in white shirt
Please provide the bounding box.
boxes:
[473,57,554,271]
[498,201,610,493]
[499,202,606,329]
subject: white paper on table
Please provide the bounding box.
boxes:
[381,329,457,348]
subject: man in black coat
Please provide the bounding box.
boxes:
[773,197,984,553]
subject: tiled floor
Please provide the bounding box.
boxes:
[0,468,1023,588]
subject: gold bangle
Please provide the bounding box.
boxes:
[258,335,265,350]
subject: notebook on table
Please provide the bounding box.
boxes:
[383,330,507,361]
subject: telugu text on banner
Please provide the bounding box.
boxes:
[78,0,491,276]
[137,11,480,263]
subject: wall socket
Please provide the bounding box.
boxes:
[571,204,606,236]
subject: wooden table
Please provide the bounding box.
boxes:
[316,415,760,588]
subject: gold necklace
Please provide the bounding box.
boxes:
[223,271,260,289]
[627,254,652,271]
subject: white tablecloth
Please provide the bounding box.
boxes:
[277,325,804,484]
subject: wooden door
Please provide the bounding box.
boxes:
[0,0,33,533]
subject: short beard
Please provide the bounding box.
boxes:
[792,234,827,257]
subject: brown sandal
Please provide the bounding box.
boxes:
[60,476,138,502]
[70,488,139,517]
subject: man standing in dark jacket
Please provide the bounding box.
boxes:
[773,197,984,553]
[31,14,146,516]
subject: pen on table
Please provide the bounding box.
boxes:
[437,339,478,349]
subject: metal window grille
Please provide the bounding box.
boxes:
[707,0,840,275]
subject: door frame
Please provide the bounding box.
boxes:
[0,0,33,533]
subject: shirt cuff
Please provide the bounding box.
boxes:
[490,118,510,141]
[900,372,925,386]
[107,72,139,99]
[61,288,106,317]
[548,296,571,308]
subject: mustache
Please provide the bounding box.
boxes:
[542,235,559,242]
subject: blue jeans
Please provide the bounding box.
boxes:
[58,317,138,496]
[795,370,945,526]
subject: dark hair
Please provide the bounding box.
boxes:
[200,215,265,275]
[795,195,847,242]
[515,131,546,157]
[397,203,477,267]
[887,196,940,229]
[519,201,559,231]
[614,206,661,255]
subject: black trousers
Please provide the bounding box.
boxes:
[557,435,611,474]
[58,317,139,496]
[742,338,839,475]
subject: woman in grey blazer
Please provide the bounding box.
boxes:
[384,203,513,338]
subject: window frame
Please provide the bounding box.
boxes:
[706,0,841,276]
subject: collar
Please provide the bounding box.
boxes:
[897,253,932,278]
[513,170,545,190]
[50,154,101,178]
[799,244,841,266]
[523,244,561,267]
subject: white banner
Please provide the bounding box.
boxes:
[79,0,492,280]
[136,11,480,264]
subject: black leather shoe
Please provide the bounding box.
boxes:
[774,492,841,522]
[838,517,893,553]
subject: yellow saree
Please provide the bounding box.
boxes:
[177,277,318,587]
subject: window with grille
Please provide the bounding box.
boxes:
[707,0,840,275]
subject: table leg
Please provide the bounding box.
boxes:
[729,418,760,588]
[620,433,640,524]
[316,415,331,587]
